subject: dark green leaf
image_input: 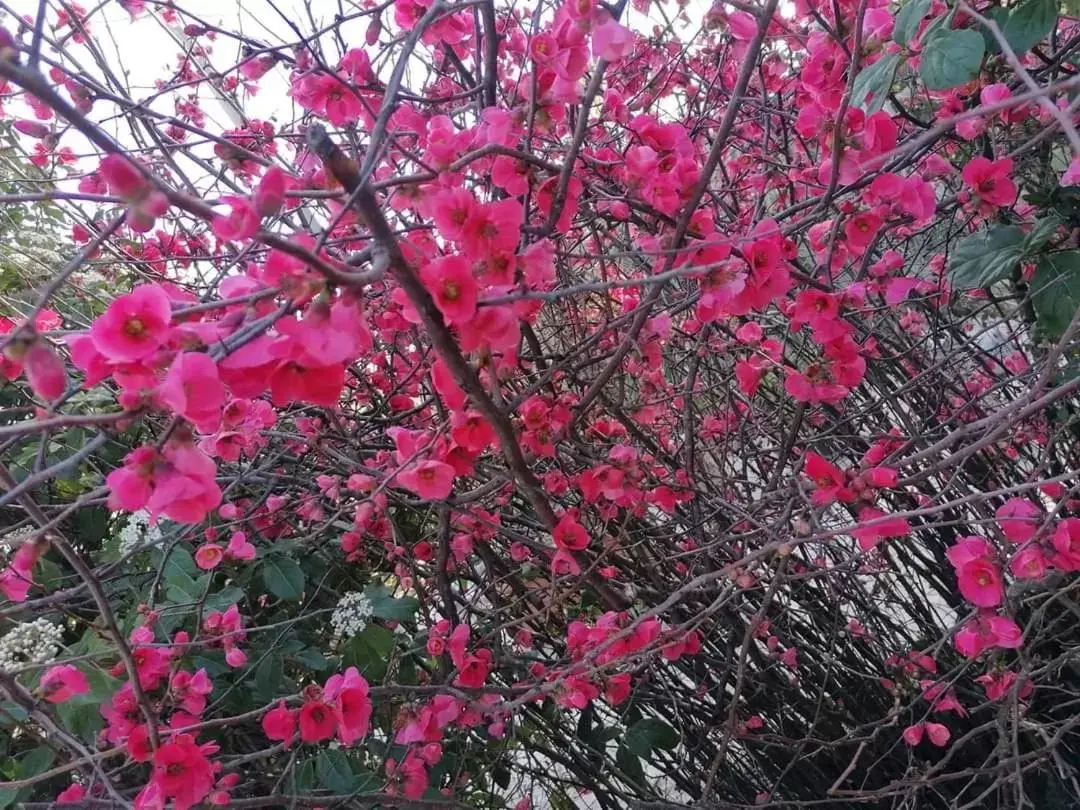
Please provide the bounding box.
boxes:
[894,0,932,45]
[364,584,421,622]
[1023,215,1061,253]
[852,52,902,114]
[342,624,394,682]
[1000,0,1057,55]
[261,556,305,600]
[295,758,316,791]
[920,28,985,89]
[1032,251,1080,338]
[493,763,511,790]
[295,648,332,671]
[20,747,55,778]
[205,586,244,613]
[623,717,679,757]
[253,654,284,703]
[948,225,1026,288]
[616,745,646,787]
[316,749,355,793]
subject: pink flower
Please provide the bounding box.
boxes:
[956,559,1003,608]
[1009,545,1048,580]
[946,536,994,568]
[195,543,225,570]
[299,699,337,742]
[90,284,173,363]
[262,699,297,747]
[57,783,86,804]
[903,722,950,747]
[254,167,288,217]
[460,200,523,259]
[1063,157,1080,186]
[592,17,635,61]
[1052,518,1080,571]
[803,452,852,506]
[99,155,169,232]
[226,531,256,561]
[212,195,260,242]
[997,498,1041,543]
[22,341,66,401]
[151,733,217,810]
[324,667,373,745]
[398,460,455,500]
[422,256,478,325]
[39,664,90,703]
[159,352,226,433]
[961,157,1017,207]
[851,507,911,551]
[554,514,590,551]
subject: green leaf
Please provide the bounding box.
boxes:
[253,654,284,703]
[852,52,902,114]
[316,749,355,793]
[295,648,332,671]
[261,556,305,600]
[19,747,55,778]
[894,0,932,45]
[1023,216,1062,253]
[205,586,244,613]
[948,225,1027,288]
[1031,251,1080,338]
[342,624,394,682]
[920,28,985,89]
[364,584,421,622]
[295,758,316,791]
[1000,0,1058,55]
[616,744,646,787]
[623,717,679,757]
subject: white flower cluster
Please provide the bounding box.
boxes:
[0,525,35,557]
[0,618,63,673]
[330,591,374,638]
[118,510,162,557]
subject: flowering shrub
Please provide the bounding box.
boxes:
[3,0,1080,807]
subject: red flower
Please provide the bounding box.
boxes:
[299,699,337,742]
[961,157,1017,207]
[151,733,217,810]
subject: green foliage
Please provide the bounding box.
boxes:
[894,0,932,45]
[992,0,1058,55]
[261,555,306,600]
[852,53,903,114]
[920,26,985,89]
[364,583,421,621]
[1031,251,1080,339]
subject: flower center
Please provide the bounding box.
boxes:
[125,318,146,337]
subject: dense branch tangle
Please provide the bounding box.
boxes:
[1,0,1080,809]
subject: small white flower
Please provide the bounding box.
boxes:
[118,510,162,557]
[0,618,63,673]
[330,591,375,638]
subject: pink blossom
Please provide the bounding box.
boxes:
[398,460,455,500]
[195,543,225,570]
[159,352,226,433]
[90,284,173,363]
[961,157,1017,207]
[956,559,1003,608]
[422,256,478,325]
[997,498,1041,543]
[262,700,297,747]
[592,17,635,61]
[39,664,90,703]
[212,195,260,242]
[226,531,256,561]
